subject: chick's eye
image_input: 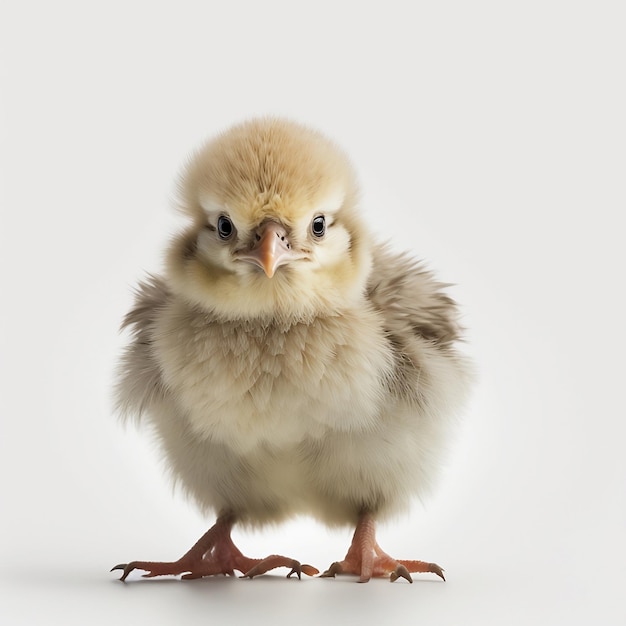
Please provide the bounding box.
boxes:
[311,215,326,238]
[217,215,235,240]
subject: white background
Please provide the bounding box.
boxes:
[1,1,624,624]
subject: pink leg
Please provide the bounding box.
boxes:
[111,513,318,581]
[320,512,445,583]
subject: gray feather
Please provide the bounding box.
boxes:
[368,244,461,347]
[114,275,169,421]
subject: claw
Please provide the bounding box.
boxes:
[429,563,445,581]
[110,563,133,582]
[320,562,342,578]
[390,564,413,583]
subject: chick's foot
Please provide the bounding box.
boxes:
[320,512,445,583]
[111,513,318,581]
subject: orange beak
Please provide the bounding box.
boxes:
[237,221,301,278]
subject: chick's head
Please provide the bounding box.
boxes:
[167,118,372,322]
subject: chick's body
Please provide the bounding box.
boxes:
[114,118,472,583]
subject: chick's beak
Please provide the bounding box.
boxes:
[237,221,300,278]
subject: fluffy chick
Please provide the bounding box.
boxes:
[112,118,472,583]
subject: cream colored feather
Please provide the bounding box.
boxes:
[113,118,472,583]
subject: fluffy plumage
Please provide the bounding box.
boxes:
[112,118,472,583]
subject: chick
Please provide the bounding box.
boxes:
[112,118,472,583]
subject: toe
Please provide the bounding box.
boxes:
[242,556,313,579]
[300,564,320,577]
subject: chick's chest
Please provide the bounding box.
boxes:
[153,300,395,445]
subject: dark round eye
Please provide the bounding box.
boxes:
[311,215,326,238]
[217,215,234,240]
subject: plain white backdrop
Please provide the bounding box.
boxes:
[1,1,624,624]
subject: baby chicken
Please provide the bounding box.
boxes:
[112,118,472,583]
